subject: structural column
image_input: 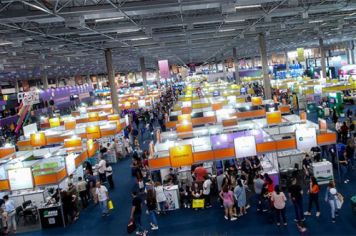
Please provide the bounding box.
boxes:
[105,48,120,114]
[42,69,49,90]
[349,41,355,65]
[215,58,219,72]
[284,50,289,71]
[14,79,19,93]
[258,33,271,99]
[55,77,60,88]
[140,57,148,95]
[319,38,327,79]
[233,48,240,84]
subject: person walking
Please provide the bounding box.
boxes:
[203,175,212,208]
[219,184,237,221]
[234,179,247,216]
[95,182,109,217]
[130,191,147,235]
[271,185,287,226]
[3,195,16,234]
[85,169,97,204]
[77,177,89,208]
[340,150,350,184]
[304,176,321,217]
[97,155,107,183]
[324,181,339,223]
[146,189,159,230]
[289,178,305,222]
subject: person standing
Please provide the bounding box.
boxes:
[95,182,109,217]
[234,179,247,216]
[324,181,338,223]
[77,177,89,208]
[193,164,208,183]
[304,176,321,217]
[85,169,97,204]
[271,185,287,226]
[289,178,304,222]
[219,184,237,221]
[3,195,16,234]
[203,175,212,208]
[146,189,159,230]
[97,155,107,183]
[154,182,167,214]
[106,163,115,189]
[253,174,265,212]
[130,191,147,235]
[340,150,350,183]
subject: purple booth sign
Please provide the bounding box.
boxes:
[158,60,170,79]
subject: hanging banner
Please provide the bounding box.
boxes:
[297,48,305,62]
[17,90,40,105]
[234,136,257,158]
[296,127,317,151]
[169,145,193,167]
[158,60,170,79]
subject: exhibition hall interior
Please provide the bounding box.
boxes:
[0,0,356,235]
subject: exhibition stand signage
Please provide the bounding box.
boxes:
[296,127,317,151]
[169,145,193,167]
[234,136,257,158]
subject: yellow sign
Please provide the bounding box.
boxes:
[251,97,263,106]
[169,145,193,168]
[30,133,46,147]
[297,48,304,62]
[266,111,282,125]
[49,117,60,128]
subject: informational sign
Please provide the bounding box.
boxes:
[17,90,40,105]
[38,205,65,228]
[296,127,317,151]
[66,153,76,175]
[312,161,333,185]
[158,60,170,79]
[251,97,263,106]
[8,168,33,190]
[297,48,305,62]
[23,123,38,138]
[227,95,236,105]
[234,136,257,158]
[169,145,193,167]
[266,111,282,125]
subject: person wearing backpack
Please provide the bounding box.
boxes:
[304,176,320,217]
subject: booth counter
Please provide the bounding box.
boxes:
[312,161,334,184]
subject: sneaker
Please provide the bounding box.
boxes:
[150,223,154,227]
[316,212,320,217]
[136,232,143,235]
[151,225,159,230]
[246,204,251,209]
[224,216,229,220]
[230,217,238,221]
[294,219,298,222]
[284,223,288,226]
[276,223,281,226]
[344,180,348,184]
[143,230,148,236]
[301,218,306,221]
[332,218,336,223]
[304,211,311,216]
[262,209,268,212]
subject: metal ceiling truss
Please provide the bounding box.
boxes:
[0,0,355,80]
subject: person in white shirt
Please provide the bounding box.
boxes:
[95,182,109,217]
[203,175,212,208]
[106,163,114,190]
[3,195,16,233]
[97,155,107,183]
[154,182,167,214]
[77,177,89,208]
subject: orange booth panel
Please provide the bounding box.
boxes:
[0,180,10,191]
[300,112,307,121]
[191,116,216,126]
[64,138,82,148]
[317,133,337,145]
[86,126,101,139]
[64,120,76,130]
[276,139,296,150]
[34,168,67,186]
[166,121,177,129]
[266,111,282,125]
[278,105,291,114]
[178,114,192,124]
[169,145,193,168]
[30,133,47,147]
[182,107,192,114]
[256,142,276,153]
[17,140,31,148]
[108,114,120,121]
[0,147,16,159]
[148,157,171,169]
[222,119,238,127]
[100,128,117,137]
[236,109,266,119]
[76,117,89,123]
[213,148,235,160]
[212,103,223,111]
[88,112,99,122]
[46,136,65,145]
[193,151,214,163]
[71,111,80,117]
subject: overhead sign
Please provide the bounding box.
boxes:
[17,90,40,105]
[296,127,317,151]
[23,123,38,138]
[158,60,170,79]
[234,136,257,158]
[8,168,34,190]
[297,48,305,62]
[169,145,193,167]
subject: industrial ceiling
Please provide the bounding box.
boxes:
[0,0,355,81]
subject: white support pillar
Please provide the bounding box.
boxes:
[14,79,19,93]
[105,48,120,114]
[42,69,49,90]
[258,33,271,99]
[284,50,289,71]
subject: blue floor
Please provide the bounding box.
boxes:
[21,110,356,236]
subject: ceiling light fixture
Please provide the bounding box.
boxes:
[95,17,124,23]
[235,4,261,10]
[0,41,13,46]
[219,29,235,32]
[224,19,245,23]
[130,37,150,41]
[309,20,323,23]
